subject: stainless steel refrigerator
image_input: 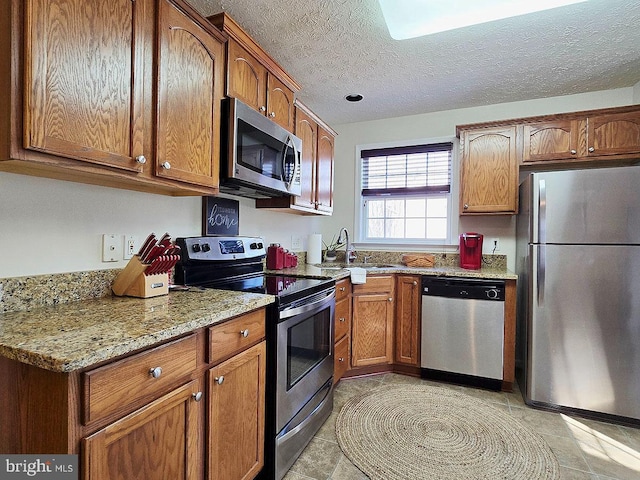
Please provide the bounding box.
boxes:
[516,165,640,421]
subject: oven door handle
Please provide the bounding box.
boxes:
[279,289,336,320]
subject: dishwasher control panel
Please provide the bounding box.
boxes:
[421,277,505,301]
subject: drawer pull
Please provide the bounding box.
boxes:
[149,366,163,379]
[214,376,224,385]
[240,329,250,338]
[388,297,393,302]
[339,317,345,322]
[338,357,344,362]
[339,287,346,292]
[192,391,203,402]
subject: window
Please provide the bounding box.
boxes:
[358,142,453,244]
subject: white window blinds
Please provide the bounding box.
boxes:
[361,142,452,196]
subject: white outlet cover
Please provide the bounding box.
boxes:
[102,234,121,262]
[124,235,138,260]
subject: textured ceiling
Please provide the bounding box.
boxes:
[188,0,640,126]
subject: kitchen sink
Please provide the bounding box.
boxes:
[316,263,398,270]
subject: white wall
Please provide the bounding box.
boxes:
[327,87,637,271]
[1,87,636,278]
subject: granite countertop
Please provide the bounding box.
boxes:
[267,262,518,281]
[0,289,275,373]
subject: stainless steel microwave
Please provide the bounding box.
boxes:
[219,98,302,199]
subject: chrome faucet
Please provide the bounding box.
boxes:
[337,228,357,264]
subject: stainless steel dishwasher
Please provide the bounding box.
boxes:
[421,276,505,390]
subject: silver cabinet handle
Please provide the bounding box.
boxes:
[388,297,393,302]
[339,287,346,292]
[214,376,224,385]
[339,317,345,322]
[259,106,266,112]
[240,329,249,337]
[570,149,577,154]
[161,161,171,169]
[463,203,469,210]
[269,112,276,118]
[149,367,162,379]
[338,357,344,362]
[413,281,418,286]
[192,391,203,402]
[588,146,595,153]
[135,155,147,164]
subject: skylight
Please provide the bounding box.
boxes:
[378,0,588,40]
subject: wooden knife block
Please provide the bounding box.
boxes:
[112,255,169,298]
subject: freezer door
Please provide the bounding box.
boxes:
[527,244,640,420]
[530,166,640,245]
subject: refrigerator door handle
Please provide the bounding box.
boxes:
[537,245,545,305]
[538,179,546,244]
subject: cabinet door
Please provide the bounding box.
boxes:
[394,275,421,366]
[460,126,518,214]
[266,74,295,131]
[352,292,394,367]
[315,126,335,214]
[522,120,580,162]
[208,342,266,480]
[334,334,350,383]
[155,0,224,188]
[587,111,640,157]
[83,380,202,480]
[293,108,318,210]
[226,40,267,113]
[24,0,145,172]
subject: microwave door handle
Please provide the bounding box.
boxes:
[282,134,299,187]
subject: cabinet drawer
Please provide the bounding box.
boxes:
[335,278,351,302]
[334,334,350,382]
[209,309,266,364]
[334,297,351,341]
[83,334,197,424]
[352,275,394,294]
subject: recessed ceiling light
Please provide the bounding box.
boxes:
[345,94,364,102]
[378,0,588,40]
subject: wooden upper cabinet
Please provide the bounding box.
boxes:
[23,0,145,172]
[587,111,640,157]
[155,0,225,188]
[226,40,267,113]
[293,108,318,211]
[522,120,580,163]
[209,12,299,132]
[316,126,335,214]
[459,126,518,215]
[266,74,295,132]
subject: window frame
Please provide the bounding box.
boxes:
[354,136,458,248]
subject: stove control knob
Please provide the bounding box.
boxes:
[192,244,201,252]
[201,243,210,252]
[250,242,258,249]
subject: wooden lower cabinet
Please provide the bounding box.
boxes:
[208,342,266,480]
[333,278,352,383]
[0,308,268,480]
[394,275,421,366]
[83,380,202,480]
[351,275,395,367]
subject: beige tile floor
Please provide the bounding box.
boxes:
[283,373,640,480]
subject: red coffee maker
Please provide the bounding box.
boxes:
[459,232,483,269]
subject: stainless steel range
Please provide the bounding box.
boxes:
[174,236,335,480]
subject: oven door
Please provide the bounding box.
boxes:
[275,288,335,433]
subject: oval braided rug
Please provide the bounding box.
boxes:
[335,384,560,480]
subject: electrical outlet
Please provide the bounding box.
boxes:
[102,234,122,262]
[291,236,303,251]
[124,235,138,260]
[490,238,500,252]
